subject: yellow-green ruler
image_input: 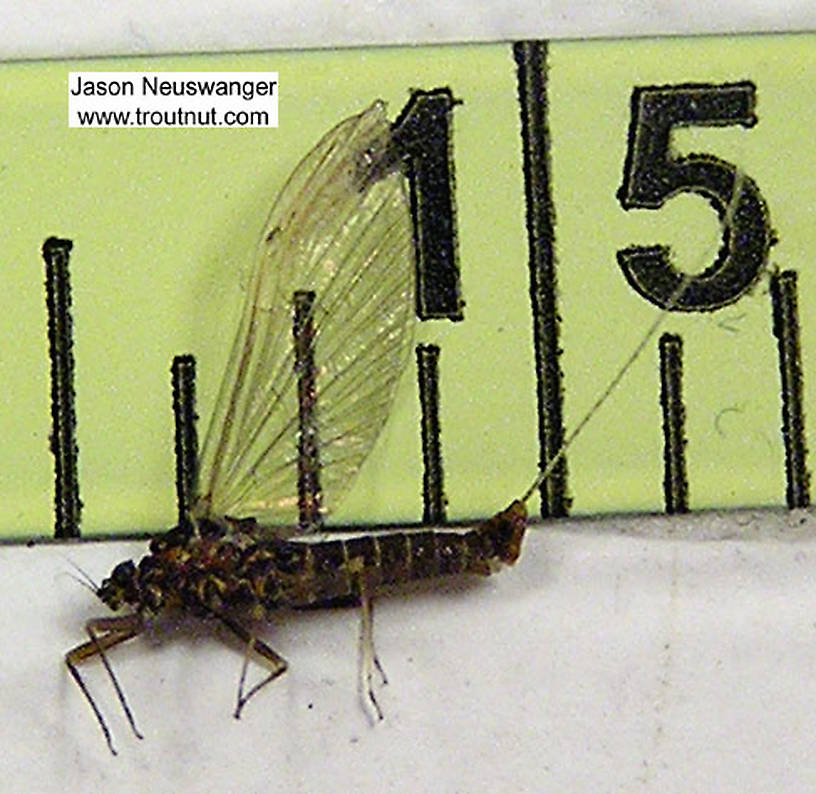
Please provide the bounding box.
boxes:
[1,33,813,539]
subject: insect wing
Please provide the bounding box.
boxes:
[195,102,416,528]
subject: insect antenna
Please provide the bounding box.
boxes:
[66,558,99,594]
[65,573,97,596]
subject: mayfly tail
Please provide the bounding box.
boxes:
[520,270,697,505]
[521,168,762,506]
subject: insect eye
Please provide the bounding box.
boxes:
[112,560,136,585]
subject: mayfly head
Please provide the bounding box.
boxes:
[96,560,140,612]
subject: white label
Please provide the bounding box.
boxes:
[68,72,279,128]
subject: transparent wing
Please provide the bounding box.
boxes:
[194,101,415,527]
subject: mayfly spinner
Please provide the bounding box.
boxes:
[65,101,530,754]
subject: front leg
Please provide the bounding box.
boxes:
[65,612,145,755]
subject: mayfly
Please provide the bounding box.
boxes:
[65,101,530,755]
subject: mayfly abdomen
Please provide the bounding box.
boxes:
[263,500,528,608]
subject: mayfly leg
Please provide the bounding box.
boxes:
[358,578,387,722]
[213,611,288,719]
[64,612,145,755]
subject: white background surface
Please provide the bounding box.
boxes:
[3,2,816,793]
[0,0,815,60]
[4,509,816,792]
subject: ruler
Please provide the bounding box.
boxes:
[0,34,812,539]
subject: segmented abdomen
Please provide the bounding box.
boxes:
[243,500,527,608]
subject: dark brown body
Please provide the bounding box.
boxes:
[67,501,528,754]
[99,500,528,617]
